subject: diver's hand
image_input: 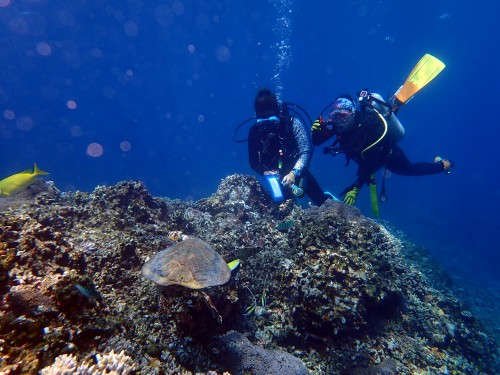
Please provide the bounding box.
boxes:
[434,156,454,173]
[281,172,296,187]
[343,187,359,205]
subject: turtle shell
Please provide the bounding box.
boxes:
[141,237,231,289]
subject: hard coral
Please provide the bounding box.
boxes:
[40,350,135,375]
[196,174,271,216]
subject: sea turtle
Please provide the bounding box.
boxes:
[141,236,231,289]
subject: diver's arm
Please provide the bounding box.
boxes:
[290,117,311,176]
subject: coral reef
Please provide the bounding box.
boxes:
[0,175,498,374]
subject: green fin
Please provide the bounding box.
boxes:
[394,54,446,104]
[369,175,379,217]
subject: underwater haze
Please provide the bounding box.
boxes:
[1,0,499,346]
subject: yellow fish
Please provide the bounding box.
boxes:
[0,163,49,196]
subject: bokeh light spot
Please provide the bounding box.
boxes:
[66,100,77,109]
[56,9,75,27]
[90,48,103,58]
[171,1,184,15]
[197,114,205,123]
[195,14,209,30]
[70,125,83,137]
[36,41,51,56]
[9,11,46,37]
[124,21,138,37]
[154,5,173,27]
[187,44,196,53]
[0,0,11,7]
[86,142,104,158]
[102,86,115,98]
[3,109,15,120]
[16,116,34,131]
[215,45,231,62]
[120,141,131,152]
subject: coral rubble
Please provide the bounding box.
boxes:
[0,175,497,374]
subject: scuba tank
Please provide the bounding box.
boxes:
[232,102,313,143]
[359,92,405,143]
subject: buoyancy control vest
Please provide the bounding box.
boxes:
[359,92,405,143]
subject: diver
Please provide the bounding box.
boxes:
[248,88,329,206]
[311,92,454,206]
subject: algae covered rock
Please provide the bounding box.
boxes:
[141,236,231,289]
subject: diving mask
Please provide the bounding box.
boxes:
[329,110,354,123]
[331,109,356,133]
[256,115,280,125]
[256,115,280,131]
[329,97,356,127]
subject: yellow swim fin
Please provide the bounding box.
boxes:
[369,175,379,217]
[392,54,446,108]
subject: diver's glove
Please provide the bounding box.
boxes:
[434,156,454,173]
[311,117,323,132]
[343,187,359,205]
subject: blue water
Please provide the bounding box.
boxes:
[1,0,499,325]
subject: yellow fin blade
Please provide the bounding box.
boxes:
[395,54,446,104]
[369,175,379,217]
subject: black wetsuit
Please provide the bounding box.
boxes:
[248,116,327,206]
[312,109,444,192]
